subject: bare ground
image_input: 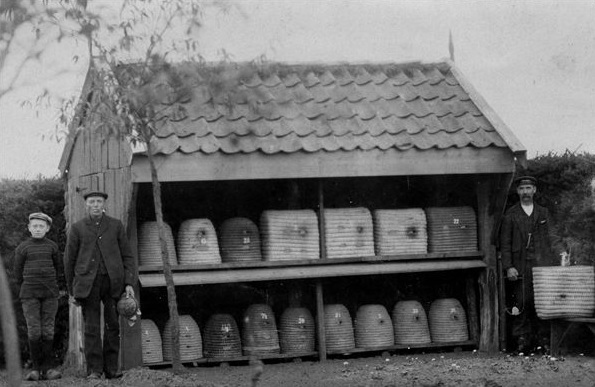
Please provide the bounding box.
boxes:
[2,350,595,387]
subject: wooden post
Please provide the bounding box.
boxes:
[465,274,480,344]
[315,280,326,361]
[316,180,327,361]
[476,175,499,353]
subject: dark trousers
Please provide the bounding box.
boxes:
[508,256,549,343]
[81,273,120,375]
[21,297,58,341]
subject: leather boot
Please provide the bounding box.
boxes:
[43,339,62,380]
[25,340,42,381]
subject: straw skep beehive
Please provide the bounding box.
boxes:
[177,219,221,265]
[392,300,431,345]
[428,298,469,343]
[162,315,203,361]
[242,304,280,355]
[323,207,375,259]
[138,221,178,266]
[533,265,595,319]
[354,304,394,349]
[260,210,320,261]
[219,217,262,263]
[279,307,316,354]
[324,304,355,352]
[203,313,242,359]
[373,209,428,256]
[141,319,163,364]
[425,207,477,253]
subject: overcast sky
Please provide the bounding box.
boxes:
[1,0,594,178]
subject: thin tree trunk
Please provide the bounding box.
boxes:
[146,141,183,372]
[0,255,22,386]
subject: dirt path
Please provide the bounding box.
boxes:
[2,351,594,386]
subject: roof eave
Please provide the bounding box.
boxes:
[444,59,527,166]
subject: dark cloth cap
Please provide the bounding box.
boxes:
[515,176,537,187]
[29,212,52,225]
[83,191,108,200]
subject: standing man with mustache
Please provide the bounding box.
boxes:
[64,191,137,380]
[500,176,567,354]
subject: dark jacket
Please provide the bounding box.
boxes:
[500,202,562,270]
[64,214,136,299]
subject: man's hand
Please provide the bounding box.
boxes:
[507,267,519,281]
[125,285,135,298]
[69,295,80,306]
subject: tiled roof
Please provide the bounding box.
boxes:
[146,61,511,156]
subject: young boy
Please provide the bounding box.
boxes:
[14,212,65,381]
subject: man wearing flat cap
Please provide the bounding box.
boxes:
[64,191,137,380]
[500,176,566,354]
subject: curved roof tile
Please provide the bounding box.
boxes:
[142,61,515,157]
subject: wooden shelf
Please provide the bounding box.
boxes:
[139,253,485,287]
[144,351,319,367]
[326,340,477,355]
[139,251,484,272]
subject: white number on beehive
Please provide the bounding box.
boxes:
[261,313,268,320]
[298,317,306,324]
[243,237,250,244]
[453,218,460,225]
[221,324,231,333]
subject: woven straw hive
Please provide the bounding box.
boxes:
[260,210,320,261]
[354,304,394,349]
[324,304,355,352]
[425,207,477,253]
[137,221,177,266]
[373,209,428,256]
[177,219,221,265]
[323,208,375,259]
[162,315,203,361]
[141,319,163,364]
[392,300,431,345]
[533,266,595,319]
[242,304,280,355]
[428,298,469,343]
[279,307,316,354]
[219,217,262,263]
[203,313,242,359]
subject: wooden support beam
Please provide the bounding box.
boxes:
[315,280,326,361]
[476,175,499,353]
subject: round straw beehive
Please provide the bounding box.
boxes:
[219,217,262,263]
[242,304,280,355]
[392,300,431,345]
[323,208,375,259]
[162,315,203,361]
[324,304,355,352]
[354,304,394,349]
[279,307,315,354]
[425,207,477,253]
[141,319,163,364]
[177,219,221,265]
[203,313,242,359]
[428,298,469,343]
[533,266,595,319]
[260,210,320,261]
[138,221,177,266]
[373,209,428,255]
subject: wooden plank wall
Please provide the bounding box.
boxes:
[64,127,141,371]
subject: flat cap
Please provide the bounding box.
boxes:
[515,176,537,187]
[29,212,52,225]
[83,191,108,200]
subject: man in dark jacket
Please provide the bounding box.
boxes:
[64,191,137,379]
[500,176,566,354]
